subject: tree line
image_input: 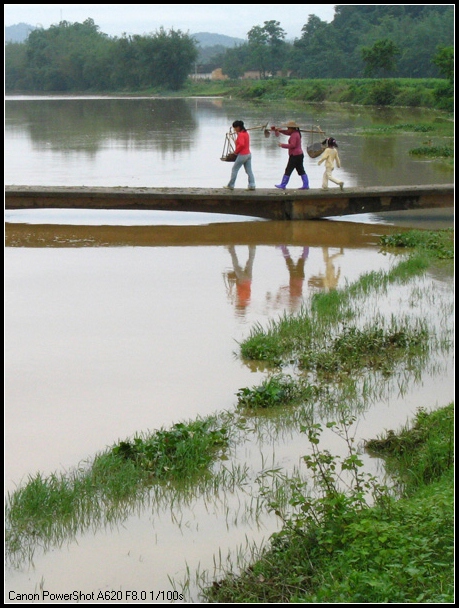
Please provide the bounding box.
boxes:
[5,5,454,93]
[5,19,198,92]
[218,6,453,79]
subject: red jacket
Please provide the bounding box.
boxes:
[234,131,251,155]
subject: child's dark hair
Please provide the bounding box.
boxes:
[232,120,246,131]
[322,137,338,148]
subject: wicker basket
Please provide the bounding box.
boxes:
[221,153,238,162]
[307,142,325,159]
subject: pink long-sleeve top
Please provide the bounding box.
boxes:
[234,131,251,155]
[278,130,303,156]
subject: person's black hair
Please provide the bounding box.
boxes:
[232,120,246,131]
[323,137,338,148]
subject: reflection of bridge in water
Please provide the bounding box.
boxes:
[5,184,453,221]
[4,211,451,249]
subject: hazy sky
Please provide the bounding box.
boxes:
[4,4,336,40]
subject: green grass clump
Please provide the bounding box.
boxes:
[236,374,318,409]
[365,403,454,491]
[409,145,453,158]
[203,405,454,603]
[380,228,454,259]
[111,420,228,479]
[5,416,228,558]
[299,323,428,378]
[239,311,314,363]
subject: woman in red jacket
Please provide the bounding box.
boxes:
[224,120,256,191]
[272,120,309,190]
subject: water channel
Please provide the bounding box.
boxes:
[4,97,454,603]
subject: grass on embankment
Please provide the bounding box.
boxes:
[182,78,453,112]
[203,404,454,603]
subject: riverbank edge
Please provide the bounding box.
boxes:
[203,403,454,603]
[5,78,454,113]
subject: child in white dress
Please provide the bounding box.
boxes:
[318,137,344,191]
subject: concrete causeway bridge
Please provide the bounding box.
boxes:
[5,184,453,221]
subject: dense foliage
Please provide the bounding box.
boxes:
[217,6,453,80]
[5,18,198,92]
[5,6,454,93]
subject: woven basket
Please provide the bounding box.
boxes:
[221,153,238,162]
[307,143,325,159]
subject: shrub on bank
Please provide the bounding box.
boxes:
[184,78,452,112]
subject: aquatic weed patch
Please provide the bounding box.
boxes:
[111,420,228,479]
[299,323,429,379]
[5,416,230,564]
[236,374,318,410]
[380,228,453,259]
[409,144,453,158]
[364,122,436,133]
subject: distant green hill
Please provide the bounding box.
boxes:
[5,23,244,47]
[192,32,246,64]
[192,32,245,48]
[5,23,36,42]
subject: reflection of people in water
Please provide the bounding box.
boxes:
[225,245,256,316]
[308,247,344,292]
[276,245,309,310]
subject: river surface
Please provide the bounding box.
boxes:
[4,97,454,603]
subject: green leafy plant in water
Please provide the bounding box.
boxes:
[299,323,429,379]
[236,374,318,409]
[204,405,454,603]
[271,416,391,536]
[380,228,454,259]
[409,145,453,157]
[111,420,228,479]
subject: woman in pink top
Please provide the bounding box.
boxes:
[272,120,309,190]
[224,120,256,190]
